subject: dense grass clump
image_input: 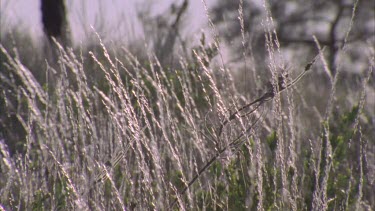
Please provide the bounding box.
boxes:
[0,2,374,211]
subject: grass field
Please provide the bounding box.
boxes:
[0,1,374,210]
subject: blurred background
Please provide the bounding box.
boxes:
[0,1,374,209]
[0,0,211,44]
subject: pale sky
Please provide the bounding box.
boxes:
[0,0,214,45]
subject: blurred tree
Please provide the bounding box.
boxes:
[138,0,189,66]
[211,0,374,76]
[41,0,70,46]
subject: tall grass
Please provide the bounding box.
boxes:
[1,2,374,211]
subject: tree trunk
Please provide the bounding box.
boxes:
[41,0,70,46]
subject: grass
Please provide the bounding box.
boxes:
[0,2,374,210]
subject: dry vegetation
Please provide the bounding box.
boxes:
[0,0,374,210]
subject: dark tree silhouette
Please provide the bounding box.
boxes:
[41,0,70,45]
